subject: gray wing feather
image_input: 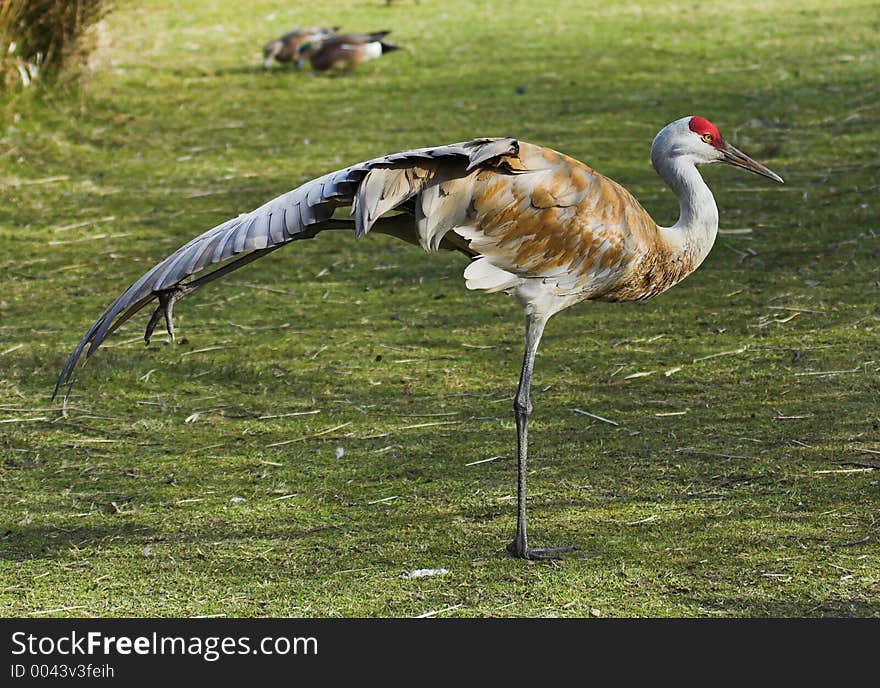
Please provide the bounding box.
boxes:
[54,138,518,397]
[305,181,325,207]
[268,210,286,244]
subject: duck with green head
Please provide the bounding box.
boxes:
[263,27,338,69]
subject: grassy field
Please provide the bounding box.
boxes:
[0,0,878,617]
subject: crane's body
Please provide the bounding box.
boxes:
[55,116,782,559]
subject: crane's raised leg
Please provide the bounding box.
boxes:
[506,313,576,560]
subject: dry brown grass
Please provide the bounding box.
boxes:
[0,0,109,88]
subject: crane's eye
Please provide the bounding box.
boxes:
[702,133,713,143]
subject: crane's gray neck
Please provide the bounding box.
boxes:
[651,145,719,269]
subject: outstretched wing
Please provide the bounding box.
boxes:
[55,137,661,398]
[53,138,519,397]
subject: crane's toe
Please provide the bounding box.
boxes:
[506,541,577,561]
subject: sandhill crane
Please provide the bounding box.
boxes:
[263,27,338,69]
[54,116,783,559]
[295,31,400,72]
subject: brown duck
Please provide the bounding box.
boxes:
[296,31,400,72]
[263,27,338,69]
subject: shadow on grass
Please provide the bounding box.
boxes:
[0,522,159,562]
[0,518,352,562]
[686,595,880,618]
[208,65,296,77]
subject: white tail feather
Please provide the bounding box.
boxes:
[463,256,520,293]
[363,42,383,61]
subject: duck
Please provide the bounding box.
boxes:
[296,31,400,72]
[263,27,338,69]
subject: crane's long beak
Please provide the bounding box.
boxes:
[721,142,784,183]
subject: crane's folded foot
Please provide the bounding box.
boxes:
[506,541,577,561]
[144,288,184,344]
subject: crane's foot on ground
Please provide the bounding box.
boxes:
[506,541,577,560]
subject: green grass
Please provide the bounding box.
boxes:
[1,0,878,617]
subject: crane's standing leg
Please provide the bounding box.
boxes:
[506,312,576,560]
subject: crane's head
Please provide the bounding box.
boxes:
[652,116,784,183]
